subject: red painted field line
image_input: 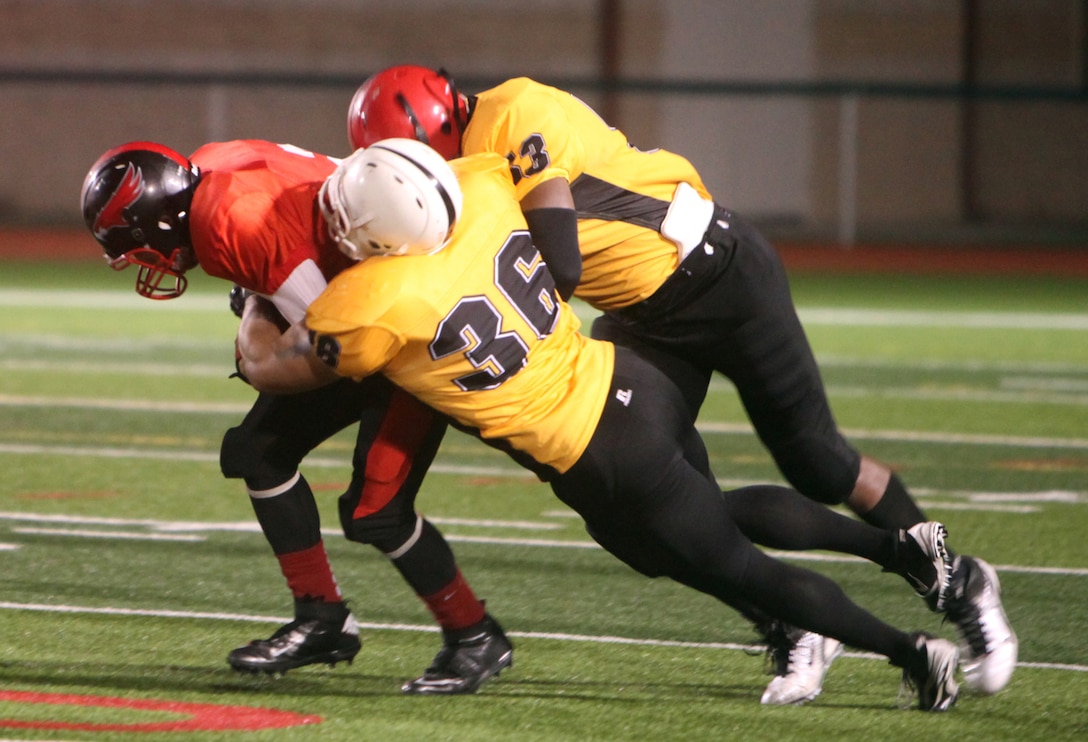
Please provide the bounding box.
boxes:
[0,690,320,732]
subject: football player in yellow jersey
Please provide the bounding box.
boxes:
[237,138,962,711]
[345,67,1016,702]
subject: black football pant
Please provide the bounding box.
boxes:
[549,347,916,668]
[592,209,861,505]
[221,375,449,589]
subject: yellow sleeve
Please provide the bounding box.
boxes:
[467,79,586,201]
[305,270,404,379]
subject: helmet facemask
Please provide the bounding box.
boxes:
[319,169,371,261]
[106,245,190,300]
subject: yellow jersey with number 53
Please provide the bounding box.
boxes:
[305,152,614,477]
[463,77,715,310]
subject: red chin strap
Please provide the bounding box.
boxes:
[107,247,189,300]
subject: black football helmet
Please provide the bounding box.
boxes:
[80,141,201,299]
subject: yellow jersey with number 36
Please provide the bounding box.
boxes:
[305,152,614,476]
[463,77,715,311]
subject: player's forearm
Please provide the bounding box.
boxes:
[236,296,337,394]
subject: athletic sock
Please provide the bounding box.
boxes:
[278,541,343,604]
[387,517,486,633]
[422,571,488,637]
[858,473,927,529]
[248,471,323,554]
[247,473,344,609]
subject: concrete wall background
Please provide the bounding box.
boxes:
[1,0,1084,242]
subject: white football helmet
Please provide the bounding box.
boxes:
[319,138,462,260]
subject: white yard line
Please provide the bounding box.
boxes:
[0,600,1083,674]
[8,378,1088,407]
[695,421,1088,450]
[0,290,228,311]
[10,526,204,542]
[0,511,560,533]
[4,288,1088,328]
[0,440,1085,515]
[0,359,231,377]
[3,397,1088,449]
[2,511,1085,576]
[0,394,250,414]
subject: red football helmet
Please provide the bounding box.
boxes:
[80,141,201,299]
[347,65,469,160]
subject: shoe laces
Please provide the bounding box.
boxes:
[761,623,792,676]
[897,633,930,710]
[763,624,815,677]
[790,633,820,669]
[943,560,990,656]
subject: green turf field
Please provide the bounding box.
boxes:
[1,260,1086,740]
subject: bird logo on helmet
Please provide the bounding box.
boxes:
[319,138,463,261]
[347,66,469,160]
[90,163,145,243]
[80,141,201,299]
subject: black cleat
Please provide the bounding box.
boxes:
[402,614,513,695]
[228,613,361,674]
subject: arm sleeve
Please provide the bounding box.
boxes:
[270,258,328,325]
[523,207,581,301]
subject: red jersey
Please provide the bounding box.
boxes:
[188,140,354,322]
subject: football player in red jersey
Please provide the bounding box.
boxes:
[80,139,512,694]
[345,67,1017,703]
[237,139,962,712]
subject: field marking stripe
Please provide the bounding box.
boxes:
[814,356,1088,373]
[4,393,1088,448]
[823,385,1088,406]
[0,359,230,377]
[8,524,1083,570]
[8,350,1088,378]
[696,422,1088,449]
[5,288,1088,328]
[10,383,1088,411]
[11,527,204,542]
[0,601,1083,674]
[5,428,1088,456]
[3,510,1085,576]
[0,511,559,533]
[0,290,229,311]
[0,394,250,414]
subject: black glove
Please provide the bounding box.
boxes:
[229,284,251,319]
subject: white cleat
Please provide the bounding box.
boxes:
[945,557,1018,694]
[902,521,954,611]
[761,630,844,706]
[904,633,960,712]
